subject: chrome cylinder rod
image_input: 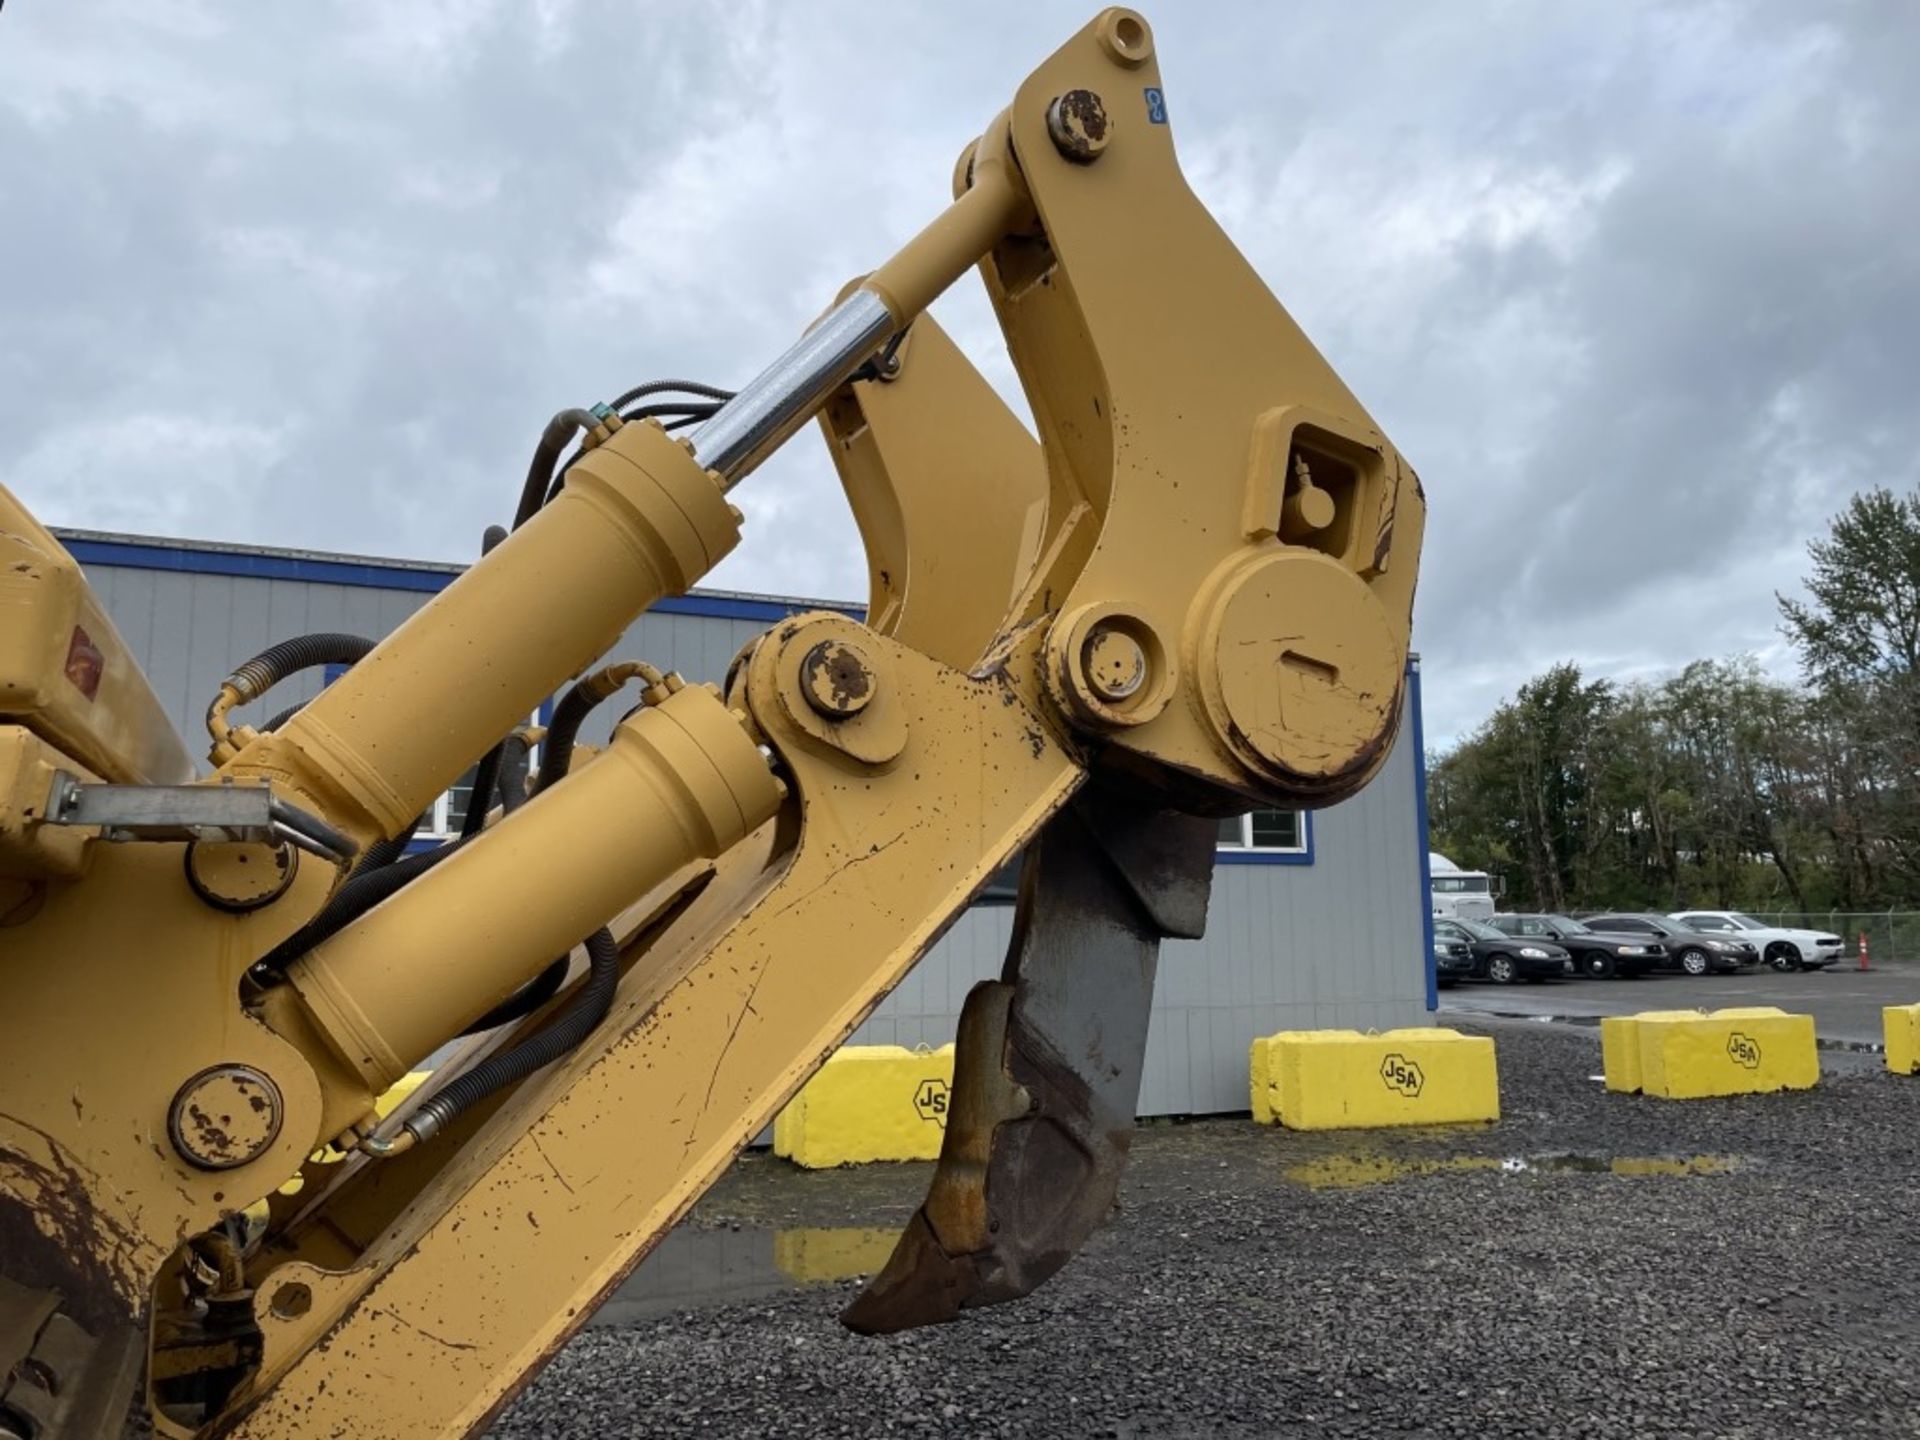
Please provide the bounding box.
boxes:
[691,148,1028,490]
[690,289,894,488]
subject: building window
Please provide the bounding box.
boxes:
[415,738,540,841]
[414,766,479,840]
[1217,810,1306,853]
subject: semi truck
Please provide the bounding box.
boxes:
[1430,852,1501,921]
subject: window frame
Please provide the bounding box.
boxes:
[1679,913,1735,933]
[1214,809,1313,867]
[1593,916,1653,934]
[410,703,551,846]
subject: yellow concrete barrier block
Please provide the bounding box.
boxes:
[773,1044,953,1168]
[1886,1004,1920,1075]
[1604,1008,1816,1099]
[1600,1011,1701,1095]
[1249,1028,1499,1131]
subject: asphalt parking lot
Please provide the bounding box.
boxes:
[1441,963,1917,1046]
[494,1019,1920,1438]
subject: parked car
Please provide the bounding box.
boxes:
[1434,917,1571,984]
[1667,910,1844,971]
[1583,914,1758,975]
[1433,932,1476,989]
[1486,913,1666,979]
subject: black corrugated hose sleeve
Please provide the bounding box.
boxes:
[225,633,375,702]
[496,733,531,811]
[460,955,568,1036]
[410,927,619,1139]
[530,681,601,795]
[460,747,504,838]
[347,817,425,880]
[264,732,527,977]
[460,721,533,841]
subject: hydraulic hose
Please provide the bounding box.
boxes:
[222,633,376,702]
[403,926,620,1144]
[205,632,376,757]
[255,838,470,976]
[610,378,734,411]
[496,732,532,810]
[261,737,534,994]
[460,748,505,838]
[532,685,602,794]
[347,817,425,879]
[460,953,567,1036]
[513,409,597,530]
[266,731,537,971]
[533,663,670,796]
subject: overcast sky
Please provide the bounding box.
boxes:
[3,1,1914,748]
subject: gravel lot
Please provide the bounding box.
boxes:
[494,1020,1920,1438]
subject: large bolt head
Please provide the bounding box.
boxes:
[1046,90,1111,163]
[168,1064,283,1171]
[186,839,297,913]
[799,639,876,719]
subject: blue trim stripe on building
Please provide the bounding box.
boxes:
[58,535,861,625]
[1408,656,1437,1010]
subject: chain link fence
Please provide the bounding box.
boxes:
[1747,911,1920,966]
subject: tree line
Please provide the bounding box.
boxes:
[1427,486,1920,914]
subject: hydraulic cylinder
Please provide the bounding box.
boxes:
[226,422,740,848]
[281,682,782,1094]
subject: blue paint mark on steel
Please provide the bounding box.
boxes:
[58,535,862,624]
[1408,656,1437,1011]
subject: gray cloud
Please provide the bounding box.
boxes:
[4,1,1914,748]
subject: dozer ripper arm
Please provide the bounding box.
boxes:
[0,10,1423,1437]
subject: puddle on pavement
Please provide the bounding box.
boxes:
[1283,1152,1737,1190]
[591,1224,898,1326]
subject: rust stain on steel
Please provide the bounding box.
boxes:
[1222,674,1399,799]
[185,1103,236,1162]
[1,1114,151,1337]
[1049,90,1111,162]
[810,643,870,703]
[800,639,875,719]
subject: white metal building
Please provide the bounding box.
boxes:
[61,528,1437,1115]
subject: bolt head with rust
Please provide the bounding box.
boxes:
[168,1064,283,1171]
[1082,626,1147,701]
[1046,89,1110,163]
[799,638,876,719]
